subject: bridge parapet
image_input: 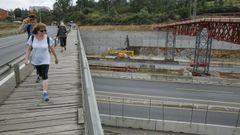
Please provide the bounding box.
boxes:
[77,28,104,135]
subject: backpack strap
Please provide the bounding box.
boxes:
[47,36,51,54]
[27,24,32,37]
[47,36,50,46]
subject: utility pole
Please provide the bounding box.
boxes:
[39,9,42,22]
[36,1,46,23]
[193,0,197,18]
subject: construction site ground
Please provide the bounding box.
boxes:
[87,55,240,80]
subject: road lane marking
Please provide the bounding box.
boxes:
[95,90,240,106]
[0,72,14,86]
[0,64,25,86]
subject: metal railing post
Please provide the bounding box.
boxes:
[190,104,194,125]
[109,97,111,117]
[236,108,240,127]
[14,64,20,86]
[205,104,209,124]
[149,98,152,120]
[122,97,124,119]
[162,102,165,126]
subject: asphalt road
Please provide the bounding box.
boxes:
[93,77,240,107]
[0,26,57,67]
[93,76,240,126]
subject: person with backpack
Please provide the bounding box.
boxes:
[24,23,59,102]
[57,21,68,53]
[19,14,37,39]
[19,14,42,83]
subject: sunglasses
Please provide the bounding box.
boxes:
[39,30,47,33]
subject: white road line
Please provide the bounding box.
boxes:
[0,64,26,86]
[95,90,240,106]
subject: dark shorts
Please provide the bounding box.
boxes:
[60,37,67,47]
[35,65,49,80]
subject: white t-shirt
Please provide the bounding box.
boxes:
[27,35,53,65]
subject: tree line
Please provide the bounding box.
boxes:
[6,0,240,25]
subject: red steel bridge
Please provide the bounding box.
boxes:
[155,17,240,76]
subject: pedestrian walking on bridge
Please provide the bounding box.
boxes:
[18,14,37,39]
[19,13,42,83]
[24,23,59,101]
[57,21,68,53]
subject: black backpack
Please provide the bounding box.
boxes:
[26,24,33,39]
[57,26,67,37]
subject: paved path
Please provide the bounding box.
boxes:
[0,30,84,135]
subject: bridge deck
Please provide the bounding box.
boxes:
[0,30,84,135]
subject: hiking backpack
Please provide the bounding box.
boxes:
[57,26,67,37]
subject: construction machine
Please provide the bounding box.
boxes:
[101,35,135,59]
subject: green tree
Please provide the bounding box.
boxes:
[129,0,151,13]
[21,9,29,19]
[76,0,95,11]
[40,10,54,24]
[14,8,22,18]
[53,0,73,21]
[98,0,111,13]
[110,0,129,13]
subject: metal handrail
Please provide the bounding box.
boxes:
[77,28,104,135]
[0,54,25,75]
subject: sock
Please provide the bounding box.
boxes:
[43,90,47,94]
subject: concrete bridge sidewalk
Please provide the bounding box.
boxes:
[0,30,84,135]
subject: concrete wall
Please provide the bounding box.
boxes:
[0,63,34,104]
[81,31,240,54]
[100,114,240,135]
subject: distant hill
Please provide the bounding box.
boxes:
[225,0,240,6]
[206,0,240,7]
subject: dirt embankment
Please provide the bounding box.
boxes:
[0,22,20,37]
[80,25,156,32]
[128,47,240,59]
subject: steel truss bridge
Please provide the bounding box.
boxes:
[155,17,240,76]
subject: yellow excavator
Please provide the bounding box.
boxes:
[108,49,134,59]
[101,35,135,59]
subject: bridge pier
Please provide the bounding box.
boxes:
[192,28,212,76]
[164,30,176,61]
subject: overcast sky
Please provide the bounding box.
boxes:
[0,0,77,10]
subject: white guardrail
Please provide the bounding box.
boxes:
[77,28,104,135]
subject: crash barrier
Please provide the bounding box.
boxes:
[98,95,240,135]
[0,55,34,103]
[77,28,104,135]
